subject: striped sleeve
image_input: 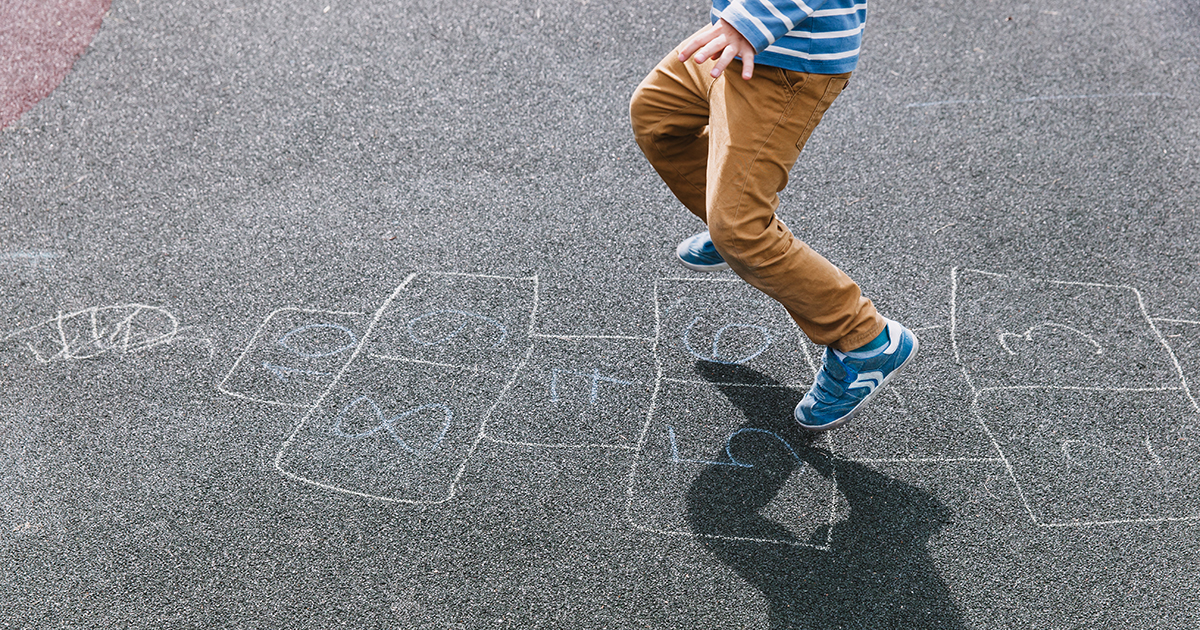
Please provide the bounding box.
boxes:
[718,0,832,53]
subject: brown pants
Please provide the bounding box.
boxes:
[630,43,884,351]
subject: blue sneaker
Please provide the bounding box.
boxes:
[676,231,730,272]
[795,319,919,431]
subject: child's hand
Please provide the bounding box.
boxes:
[678,19,756,80]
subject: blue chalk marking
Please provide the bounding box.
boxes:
[262,362,333,381]
[683,317,773,365]
[278,323,358,358]
[549,367,638,404]
[328,396,453,455]
[668,425,803,469]
[407,310,508,349]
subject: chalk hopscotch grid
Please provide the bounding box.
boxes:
[950,267,1200,528]
[219,268,1200,536]
[222,272,1005,542]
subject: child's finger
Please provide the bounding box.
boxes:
[677,25,715,62]
[693,35,727,64]
[741,51,755,79]
[711,45,738,78]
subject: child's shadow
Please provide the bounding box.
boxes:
[685,363,965,630]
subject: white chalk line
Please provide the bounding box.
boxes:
[638,508,832,550]
[967,391,1041,526]
[979,385,1183,394]
[1038,515,1200,528]
[441,344,537,504]
[627,521,832,551]
[800,337,819,380]
[0,251,62,261]
[822,430,839,550]
[851,457,1005,464]
[953,268,1200,527]
[274,274,434,504]
[949,268,964,366]
[625,281,666,532]
[217,307,365,404]
[528,274,541,338]
[529,333,656,342]
[907,92,1174,108]
[1153,317,1200,326]
[481,435,638,451]
[1143,312,1199,414]
[1152,316,1200,413]
[217,390,317,409]
[659,376,808,389]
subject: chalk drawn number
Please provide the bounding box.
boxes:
[683,317,773,365]
[668,425,802,469]
[550,367,638,404]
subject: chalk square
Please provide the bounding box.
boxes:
[831,326,996,461]
[629,380,837,546]
[219,308,369,408]
[974,388,1200,525]
[953,270,1180,390]
[656,278,811,388]
[277,356,509,503]
[364,273,537,375]
[485,337,655,448]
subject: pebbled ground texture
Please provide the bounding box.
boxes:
[1,1,1199,628]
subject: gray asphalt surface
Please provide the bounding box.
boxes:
[2,0,1199,628]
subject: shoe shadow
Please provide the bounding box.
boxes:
[685,362,965,630]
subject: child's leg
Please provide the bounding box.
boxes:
[701,62,885,352]
[629,44,717,223]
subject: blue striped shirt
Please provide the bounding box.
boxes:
[712,0,867,74]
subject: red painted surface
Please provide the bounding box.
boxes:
[0,0,112,129]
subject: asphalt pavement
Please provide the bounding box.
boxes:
[2,0,1199,628]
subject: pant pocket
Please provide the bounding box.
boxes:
[795,76,850,150]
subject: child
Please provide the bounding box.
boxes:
[629,0,918,431]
